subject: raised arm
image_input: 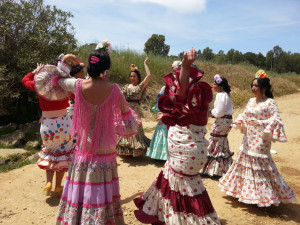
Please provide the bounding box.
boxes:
[63,54,80,65]
[177,47,196,98]
[22,63,44,91]
[141,57,152,90]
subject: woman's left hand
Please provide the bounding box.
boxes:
[144,57,148,65]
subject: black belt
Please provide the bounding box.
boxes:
[210,133,228,137]
[221,115,232,119]
[127,99,140,104]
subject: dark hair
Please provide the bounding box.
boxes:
[216,77,231,94]
[251,77,273,98]
[130,70,142,84]
[70,64,84,77]
[87,49,111,78]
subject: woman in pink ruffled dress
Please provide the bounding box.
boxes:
[219,70,296,207]
[134,48,221,225]
[55,41,140,224]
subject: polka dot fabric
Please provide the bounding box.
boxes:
[37,115,74,171]
[219,98,296,207]
[134,125,221,224]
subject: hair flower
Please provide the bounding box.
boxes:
[214,74,222,84]
[130,64,138,71]
[95,40,112,55]
[255,69,266,79]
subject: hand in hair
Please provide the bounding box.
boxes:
[63,54,80,65]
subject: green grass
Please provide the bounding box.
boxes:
[0,126,16,137]
[0,159,34,173]
[0,149,39,173]
[76,49,300,109]
[0,144,14,149]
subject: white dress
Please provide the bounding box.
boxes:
[219,98,296,207]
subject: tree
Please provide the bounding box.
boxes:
[0,0,77,124]
[244,52,257,65]
[144,34,170,56]
[178,51,184,59]
[226,49,243,64]
[265,50,274,71]
[214,50,226,64]
[196,49,202,59]
[201,47,214,61]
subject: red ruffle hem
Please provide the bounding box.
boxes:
[134,170,216,224]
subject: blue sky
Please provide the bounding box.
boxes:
[44,0,300,56]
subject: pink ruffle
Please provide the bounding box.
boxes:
[121,107,141,136]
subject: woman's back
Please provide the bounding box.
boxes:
[81,79,114,105]
[73,80,131,155]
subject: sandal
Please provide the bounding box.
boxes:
[43,183,52,196]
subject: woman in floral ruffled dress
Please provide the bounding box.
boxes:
[117,58,151,157]
[219,70,296,207]
[55,41,140,224]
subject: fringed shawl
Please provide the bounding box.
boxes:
[72,80,132,154]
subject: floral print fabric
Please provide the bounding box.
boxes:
[219,98,296,207]
[117,84,150,157]
[56,153,125,225]
[56,82,139,224]
[200,117,233,177]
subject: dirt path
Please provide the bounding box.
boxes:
[0,92,300,225]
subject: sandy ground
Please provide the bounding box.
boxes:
[0,92,300,225]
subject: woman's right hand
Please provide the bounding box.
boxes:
[181,47,196,69]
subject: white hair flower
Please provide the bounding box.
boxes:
[95,40,112,55]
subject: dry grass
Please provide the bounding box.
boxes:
[77,49,300,111]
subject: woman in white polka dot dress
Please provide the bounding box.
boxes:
[134,48,221,225]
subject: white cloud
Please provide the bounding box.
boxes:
[131,0,206,12]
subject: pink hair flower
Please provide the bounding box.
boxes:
[214,74,222,84]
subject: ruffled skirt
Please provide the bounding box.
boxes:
[200,118,233,177]
[134,125,221,224]
[146,120,169,160]
[219,147,296,207]
[117,124,150,157]
[37,115,74,171]
[56,152,125,225]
